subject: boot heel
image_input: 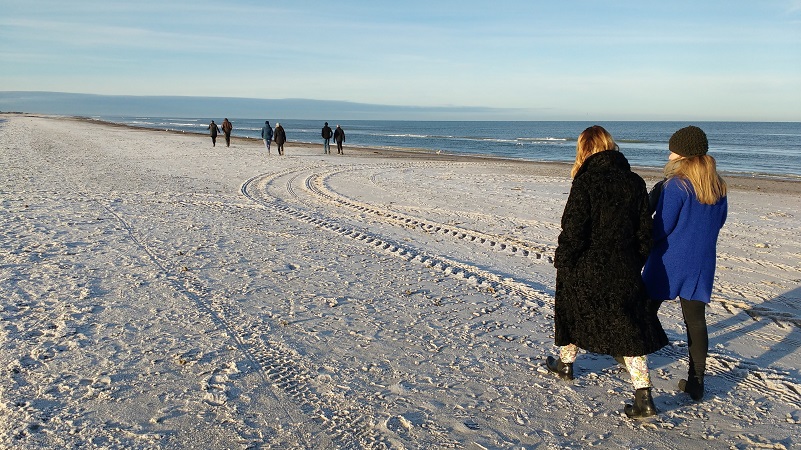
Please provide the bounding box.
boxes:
[546,356,574,380]
[679,377,704,401]
[624,388,657,419]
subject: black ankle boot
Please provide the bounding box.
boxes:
[624,388,657,419]
[546,356,574,380]
[678,375,704,401]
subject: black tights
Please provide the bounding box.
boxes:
[652,297,708,378]
[680,297,708,379]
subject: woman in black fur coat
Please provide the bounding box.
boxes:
[545,125,668,419]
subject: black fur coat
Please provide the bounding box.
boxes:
[554,151,668,356]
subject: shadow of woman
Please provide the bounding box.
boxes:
[648,285,801,418]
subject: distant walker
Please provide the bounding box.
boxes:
[274,123,286,156]
[260,121,273,155]
[321,122,333,154]
[221,118,233,147]
[207,120,220,147]
[334,125,346,155]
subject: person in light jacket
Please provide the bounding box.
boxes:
[221,118,233,147]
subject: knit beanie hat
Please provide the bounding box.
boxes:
[669,126,708,158]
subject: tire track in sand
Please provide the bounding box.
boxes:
[245,169,552,308]
[305,166,554,262]
[241,168,559,448]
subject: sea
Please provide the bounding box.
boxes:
[96,116,801,179]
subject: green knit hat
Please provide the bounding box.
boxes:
[669,126,708,158]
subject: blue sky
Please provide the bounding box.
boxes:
[1,0,800,120]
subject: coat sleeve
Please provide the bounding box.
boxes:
[554,181,591,270]
[648,179,665,215]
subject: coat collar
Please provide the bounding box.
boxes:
[575,150,631,178]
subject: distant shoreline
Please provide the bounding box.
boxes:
[10,112,800,195]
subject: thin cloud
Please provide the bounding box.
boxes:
[0,18,249,53]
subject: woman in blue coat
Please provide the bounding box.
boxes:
[643,125,728,402]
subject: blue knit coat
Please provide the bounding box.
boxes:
[554,151,668,356]
[642,178,728,303]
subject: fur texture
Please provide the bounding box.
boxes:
[554,151,668,356]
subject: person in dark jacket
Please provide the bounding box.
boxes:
[643,125,727,402]
[321,122,333,154]
[546,125,668,419]
[273,123,286,155]
[221,118,233,147]
[261,121,273,155]
[334,124,346,154]
[207,120,220,147]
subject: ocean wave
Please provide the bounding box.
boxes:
[378,133,571,145]
[383,133,452,139]
[517,137,570,142]
[128,120,203,128]
[171,123,206,128]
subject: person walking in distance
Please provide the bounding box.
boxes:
[207,120,220,147]
[274,123,286,156]
[643,125,728,403]
[261,121,273,155]
[321,122,333,154]
[221,118,233,147]
[334,124,346,155]
[545,125,668,419]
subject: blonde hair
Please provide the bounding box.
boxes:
[664,155,727,204]
[571,125,619,178]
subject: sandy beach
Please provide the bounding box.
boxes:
[1,114,800,449]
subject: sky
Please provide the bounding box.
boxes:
[1,0,800,121]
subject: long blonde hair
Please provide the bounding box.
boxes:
[664,155,727,204]
[571,125,619,178]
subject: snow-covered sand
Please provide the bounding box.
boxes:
[1,114,800,449]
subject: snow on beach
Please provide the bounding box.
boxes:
[1,114,800,449]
